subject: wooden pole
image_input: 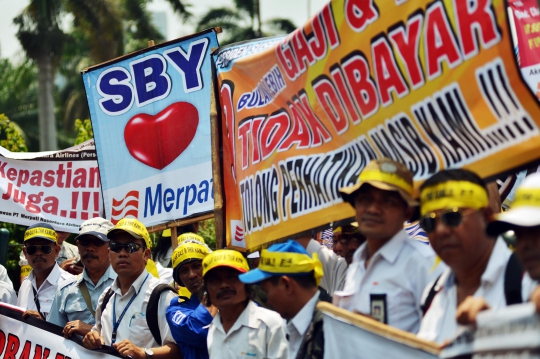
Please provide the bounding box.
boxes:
[171,226,178,249]
[146,212,214,233]
[210,62,225,249]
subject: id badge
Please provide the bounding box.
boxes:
[370,294,387,324]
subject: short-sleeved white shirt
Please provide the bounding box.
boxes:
[17,263,75,318]
[92,269,177,348]
[307,239,347,295]
[207,300,288,359]
[92,269,175,348]
[417,237,536,344]
[287,291,320,359]
[333,229,443,333]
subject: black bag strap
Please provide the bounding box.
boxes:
[32,287,46,320]
[504,252,523,305]
[421,274,442,316]
[79,280,96,318]
[146,284,176,346]
[99,288,115,317]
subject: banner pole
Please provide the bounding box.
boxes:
[171,226,178,249]
[210,45,225,249]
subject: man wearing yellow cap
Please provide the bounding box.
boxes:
[83,218,180,359]
[240,240,325,359]
[166,233,215,359]
[334,158,441,333]
[203,249,288,359]
[416,169,535,344]
[17,223,75,320]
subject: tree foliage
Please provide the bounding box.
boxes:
[0,114,28,152]
[74,119,94,145]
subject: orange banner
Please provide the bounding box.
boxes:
[214,0,540,250]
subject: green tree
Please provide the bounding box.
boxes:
[14,0,192,151]
[73,119,94,145]
[196,0,296,45]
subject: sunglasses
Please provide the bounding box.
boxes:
[419,208,477,233]
[109,242,146,253]
[26,245,53,255]
[78,237,107,247]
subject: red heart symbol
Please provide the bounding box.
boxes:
[124,102,199,170]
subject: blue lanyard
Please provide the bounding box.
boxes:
[111,274,149,344]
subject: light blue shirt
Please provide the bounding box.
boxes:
[47,266,117,327]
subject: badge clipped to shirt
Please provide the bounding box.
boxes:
[370,294,387,324]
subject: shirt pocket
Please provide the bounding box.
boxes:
[124,312,152,346]
[65,297,96,324]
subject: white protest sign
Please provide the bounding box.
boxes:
[0,140,102,232]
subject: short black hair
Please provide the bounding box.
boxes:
[268,271,317,289]
[420,169,487,192]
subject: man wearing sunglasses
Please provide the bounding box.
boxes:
[83,218,180,359]
[333,158,441,333]
[17,223,75,320]
[48,217,117,338]
[416,169,535,344]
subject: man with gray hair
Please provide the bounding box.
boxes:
[48,218,117,338]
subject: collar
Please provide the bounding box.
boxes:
[354,229,409,265]
[481,237,511,285]
[29,263,62,290]
[213,300,256,335]
[111,269,149,296]
[80,266,117,288]
[289,291,320,337]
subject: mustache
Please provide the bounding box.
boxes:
[32,258,46,263]
[216,289,236,299]
[83,253,99,260]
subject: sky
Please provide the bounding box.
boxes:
[0,0,329,61]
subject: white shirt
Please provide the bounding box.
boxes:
[208,300,288,359]
[417,237,536,343]
[17,263,75,319]
[287,291,320,359]
[93,269,177,348]
[156,262,173,285]
[0,264,13,288]
[333,229,443,333]
[0,282,17,305]
[307,239,348,295]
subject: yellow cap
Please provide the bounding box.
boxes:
[202,249,250,277]
[178,232,205,244]
[24,223,58,244]
[172,241,212,269]
[107,218,151,249]
[162,229,171,237]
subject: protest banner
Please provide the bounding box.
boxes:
[0,303,119,359]
[0,140,101,232]
[82,29,219,227]
[214,0,540,250]
[508,0,540,99]
[441,303,540,359]
[319,302,440,358]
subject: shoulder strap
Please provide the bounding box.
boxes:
[146,284,176,346]
[79,280,96,318]
[421,274,442,316]
[99,288,115,317]
[504,252,523,305]
[32,287,46,320]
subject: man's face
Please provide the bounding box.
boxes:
[23,238,60,273]
[205,267,247,310]
[260,278,289,319]
[178,260,204,294]
[514,225,540,280]
[77,235,110,272]
[56,231,70,245]
[354,185,410,240]
[108,232,149,277]
[427,207,492,270]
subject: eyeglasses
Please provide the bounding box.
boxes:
[26,245,53,255]
[109,242,145,253]
[78,237,107,247]
[419,207,477,233]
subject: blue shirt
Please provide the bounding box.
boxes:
[166,293,213,359]
[47,266,117,327]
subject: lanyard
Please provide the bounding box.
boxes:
[111,274,149,344]
[31,287,46,320]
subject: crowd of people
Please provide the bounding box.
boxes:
[1,157,540,359]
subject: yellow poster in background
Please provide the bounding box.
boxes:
[214,0,540,251]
